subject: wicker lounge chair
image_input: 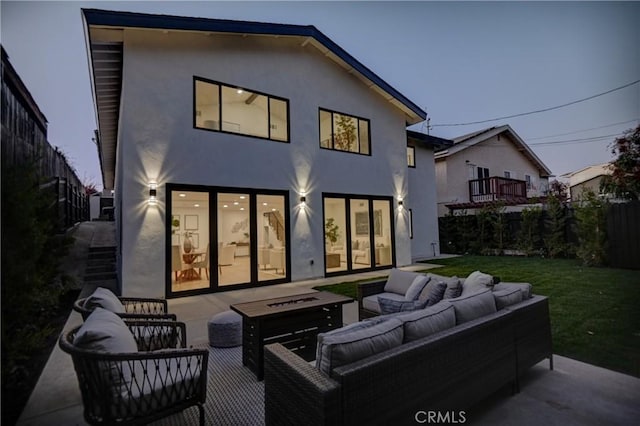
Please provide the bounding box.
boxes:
[74,288,176,321]
[60,318,208,425]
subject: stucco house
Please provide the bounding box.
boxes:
[560,162,612,201]
[82,9,445,298]
[434,125,552,216]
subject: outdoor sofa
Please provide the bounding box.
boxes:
[264,269,552,426]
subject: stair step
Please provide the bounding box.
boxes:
[86,264,115,274]
[88,251,116,260]
[85,271,118,281]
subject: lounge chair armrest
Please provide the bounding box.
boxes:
[264,343,342,426]
[125,320,187,350]
[356,279,387,306]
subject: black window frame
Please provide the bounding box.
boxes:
[193,76,290,143]
[318,108,371,156]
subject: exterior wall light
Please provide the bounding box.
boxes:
[149,182,158,205]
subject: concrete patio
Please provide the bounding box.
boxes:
[16,222,640,425]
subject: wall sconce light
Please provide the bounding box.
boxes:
[300,195,306,204]
[299,191,307,209]
[149,182,157,205]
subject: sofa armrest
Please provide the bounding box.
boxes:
[356,280,387,306]
[264,343,342,426]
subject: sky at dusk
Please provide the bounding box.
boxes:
[2,1,639,191]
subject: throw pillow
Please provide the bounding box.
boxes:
[384,268,421,296]
[83,287,126,313]
[397,302,456,342]
[378,296,428,315]
[316,318,404,376]
[404,275,430,301]
[418,280,447,306]
[428,273,462,299]
[461,271,494,296]
[447,289,497,324]
[493,288,523,310]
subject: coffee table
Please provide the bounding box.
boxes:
[230,291,353,380]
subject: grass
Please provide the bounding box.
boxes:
[314,256,640,377]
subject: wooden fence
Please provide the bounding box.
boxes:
[607,201,640,270]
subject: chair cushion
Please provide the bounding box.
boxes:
[316,318,404,376]
[493,282,533,299]
[362,292,405,314]
[73,307,138,353]
[428,273,462,299]
[83,287,126,313]
[418,280,447,306]
[461,271,494,296]
[493,288,524,310]
[447,289,497,324]
[395,302,456,342]
[383,268,421,296]
[404,275,430,301]
[378,295,428,315]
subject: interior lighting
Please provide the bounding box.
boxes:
[194,204,200,207]
[237,88,243,94]
[179,193,186,197]
[233,201,239,206]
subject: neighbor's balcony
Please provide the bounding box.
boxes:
[469,176,527,203]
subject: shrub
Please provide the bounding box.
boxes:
[574,189,608,266]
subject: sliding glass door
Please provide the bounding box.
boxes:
[323,194,394,276]
[167,185,289,297]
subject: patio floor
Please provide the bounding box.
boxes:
[16,222,640,425]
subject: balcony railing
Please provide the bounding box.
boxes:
[469,177,527,203]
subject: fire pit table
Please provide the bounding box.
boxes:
[230,291,353,380]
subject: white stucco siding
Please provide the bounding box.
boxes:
[409,147,440,260]
[115,29,411,296]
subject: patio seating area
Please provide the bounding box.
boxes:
[16,223,640,425]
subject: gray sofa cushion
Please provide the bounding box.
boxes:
[405,275,430,301]
[316,318,404,376]
[493,288,523,310]
[83,287,126,313]
[428,273,462,299]
[448,289,497,324]
[384,268,421,296]
[378,296,428,314]
[493,282,533,299]
[418,280,447,306]
[461,270,494,296]
[73,307,138,353]
[363,292,405,314]
[395,302,456,342]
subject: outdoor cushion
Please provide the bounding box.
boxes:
[405,275,430,301]
[428,273,462,299]
[418,279,447,306]
[82,287,126,313]
[73,307,138,353]
[383,268,421,296]
[493,288,523,310]
[316,317,404,376]
[447,289,497,324]
[378,296,428,315]
[395,302,456,342]
[493,282,533,299]
[461,271,494,296]
[363,292,405,314]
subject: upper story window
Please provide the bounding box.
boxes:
[525,174,533,189]
[407,146,416,167]
[194,77,289,142]
[319,108,370,155]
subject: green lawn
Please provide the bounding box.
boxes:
[314,256,640,377]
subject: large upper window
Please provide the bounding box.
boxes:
[194,77,289,142]
[319,108,370,155]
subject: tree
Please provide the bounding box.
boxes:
[601,125,640,200]
[574,189,607,266]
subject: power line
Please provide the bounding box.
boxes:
[431,80,640,127]
[527,119,639,140]
[529,132,624,147]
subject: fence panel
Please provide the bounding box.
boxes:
[607,202,640,270]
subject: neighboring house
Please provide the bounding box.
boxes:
[82,9,441,299]
[560,163,612,201]
[434,125,552,216]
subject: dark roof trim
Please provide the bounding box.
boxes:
[82,8,426,121]
[407,130,453,150]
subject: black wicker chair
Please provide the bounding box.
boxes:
[74,296,176,321]
[59,320,208,426]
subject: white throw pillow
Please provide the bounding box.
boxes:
[83,287,126,313]
[405,275,430,301]
[73,307,137,353]
[461,271,494,296]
